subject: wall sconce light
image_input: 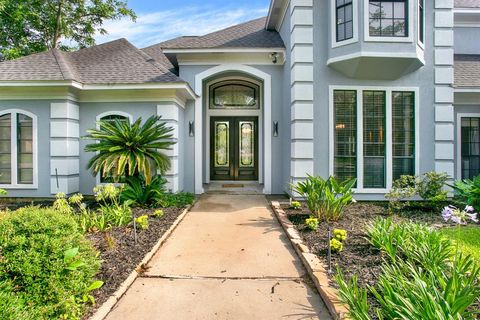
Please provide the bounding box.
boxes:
[273,121,279,137]
[189,121,195,137]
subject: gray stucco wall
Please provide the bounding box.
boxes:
[454,27,480,54]
[0,100,52,197]
[179,63,287,194]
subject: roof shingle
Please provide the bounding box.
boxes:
[454,54,480,88]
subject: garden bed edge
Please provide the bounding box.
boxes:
[88,202,195,320]
[271,201,348,320]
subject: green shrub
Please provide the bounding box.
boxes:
[305,216,319,231]
[385,175,417,212]
[338,219,480,320]
[157,192,195,208]
[120,175,166,206]
[417,171,449,204]
[135,215,149,230]
[0,206,101,319]
[453,174,480,210]
[292,175,356,222]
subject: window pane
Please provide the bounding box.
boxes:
[461,118,480,179]
[0,114,11,184]
[393,2,405,18]
[345,4,353,21]
[337,24,345,41]
[345,21,354,39]
[337,7,345,23]
[369,19,381,36]
[212,83,258,108]
[370,2,382,19]
[394,19,406,36]
[381,19,394,36]
[382,2,393,18]
[369,0,408,37]
[363,91,386,188]
[334,90,357,183]
[17,114,33,184]
[392,92,415,180]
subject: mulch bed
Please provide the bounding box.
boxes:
[282,202,446,314]
[83,206,185,318]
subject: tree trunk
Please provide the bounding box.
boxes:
[52,0,63,48]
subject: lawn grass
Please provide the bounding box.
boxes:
[439,225,480,261]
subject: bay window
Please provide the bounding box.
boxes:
[0,110,36,187]
[369,0,408,37]
[336,0,354,42]
[332,88,416,190]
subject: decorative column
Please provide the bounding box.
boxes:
[290,0,315,186]
[50,101,80,194]
[434,0,455,181]
[157,103,180,193]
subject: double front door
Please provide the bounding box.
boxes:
[210,117,258,181]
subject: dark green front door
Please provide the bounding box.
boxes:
[210,117,258,181]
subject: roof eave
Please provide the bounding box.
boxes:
[162,47,286,54]
[266,0,289,30]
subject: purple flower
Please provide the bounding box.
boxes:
[465,205,475,213]
[451,215,463,225]
[442,206,454,222]
[441,205,478,225]
[467,213,478,223]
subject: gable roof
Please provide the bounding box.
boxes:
[147,17,285,51]
[0,39,183,84]
[455,0,480,8]
[454,54,480,88]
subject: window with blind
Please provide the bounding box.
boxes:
[363,91,386,188]
[334,90,357,183]
[392,91,415,180]
[99,114,129,183]
[0,111,35,186]
[369,0,408,37]
[336,0,354,42]
[461,118,480,179]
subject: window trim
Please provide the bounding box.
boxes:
[364,0,414,43]
[329,86,420,193]
[95,111,133,185]
[331,0,359,48]
[0,109,38,189]
[417,0,425,49]
[456,113,480,181]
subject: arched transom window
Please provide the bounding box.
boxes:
[209,80,260,109]
[0,110,36,186]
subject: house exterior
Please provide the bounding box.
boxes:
[0,0,478,199]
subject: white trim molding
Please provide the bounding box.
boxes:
[363,0,415,43]
[0,109,38,189]
[331,0,359,48]
[328,85,420,194]
[194,64,273,195]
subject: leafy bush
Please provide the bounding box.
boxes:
[417,171,449,204]
[120,175,166,206]
[453,174,480,210]
[305,216,319,231]
[385,175,417,212]
[0,206,101,319]
[338,219,480,320]
[292,175,356,222]
[290,201,301,210]
[135,215,149,230]
[157,192,195,208]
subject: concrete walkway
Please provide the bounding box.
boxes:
[105,194,331,320]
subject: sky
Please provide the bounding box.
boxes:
[95,0,271,48]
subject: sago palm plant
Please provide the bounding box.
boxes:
[84,115,174,184]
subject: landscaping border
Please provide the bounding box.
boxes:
[271,201,348,320]
[89,202,195,320]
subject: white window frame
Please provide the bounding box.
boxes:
[0,109,38,189]
[331,0,359,48]
[417,0,425,49]
[329,86,420,193]
[455,112,480,181]
[364,0,414,43]
[95,111,133,185]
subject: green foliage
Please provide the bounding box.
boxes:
[330,238,344,252]
[84,116,175,184]
[135,215,149,230]
[53,192,74,215]
[0,206,101,319]
[386,172,449,213]
[385,175,417,212]
[0,0,136,60]
[453,174,480,210]
[292,175,356,222]
[120,175,166,206]
[0,188,7,196]
[305,216,319,231]
[157,192,195,208]
[333,228,347,241]
[338,219,480,320]
[152,209,164,218]
[290,201,302,210]
[439,226,480,261]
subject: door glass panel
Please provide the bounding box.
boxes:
[214,121,230,167]
[239,121,254,168]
